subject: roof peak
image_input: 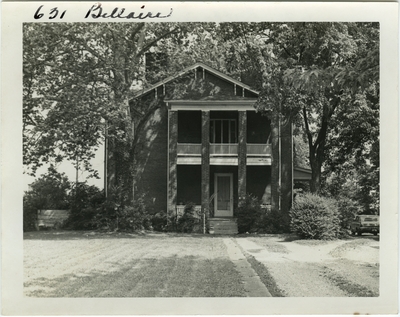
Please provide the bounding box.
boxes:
[132,61,259,99]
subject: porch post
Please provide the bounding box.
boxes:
[270,112,280,213]
[168,110,178,219]
[238,110,247,202]
[280,117,293,214]
[270,113,293,216]
[201,111,210,218]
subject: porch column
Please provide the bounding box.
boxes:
[270,112,280,213]
[168,110,178,218]
[238,110,247,201]
[270,113,293,215]
[280,118,293,215]
[201,111,210,217]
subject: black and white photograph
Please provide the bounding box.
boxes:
[1,2,398,315]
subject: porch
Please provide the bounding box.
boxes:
[174,164,271,234]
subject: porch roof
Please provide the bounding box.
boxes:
[294,167,312,181]
[165,99,258,111]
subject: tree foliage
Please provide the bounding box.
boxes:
[23,23,200,208]
[24,22,379,211]
[23,23,230,202]
[217,22,379,193]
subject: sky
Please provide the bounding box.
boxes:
[23,143,105,191]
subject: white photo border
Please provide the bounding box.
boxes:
[1,2,398,315]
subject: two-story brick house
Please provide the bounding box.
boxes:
[108,62,310,234]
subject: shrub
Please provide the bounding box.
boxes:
[151,211,168,232]
[117,196,152,231]
[23,196,39,232]
[177,202,201,233]
[23,169,71,232]
[64,183,105,230]
[289,193,341,240]
[336,196,363,230]
[237,194,263,234]
[260,208,291,234]
[91,194,152,232]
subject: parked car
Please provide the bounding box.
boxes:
[350,215,379,236]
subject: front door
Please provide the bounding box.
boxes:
[214,173,233,217]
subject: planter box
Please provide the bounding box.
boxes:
[37,210,70,229]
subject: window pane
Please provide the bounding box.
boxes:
[215,120,221,143]
[210,118,238,144]
[230,120,237,143]
[210,120,214,143]
[222,120,229,143]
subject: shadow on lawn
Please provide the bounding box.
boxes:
[23,230,219,241]
[277,233,379,243]
[24,255,247,297]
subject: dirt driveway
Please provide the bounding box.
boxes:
[24,231,379,297]
[236,234,379,297]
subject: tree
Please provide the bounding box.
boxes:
[23,23,201,202]
[218,22,379,193]
[322,83,379,213]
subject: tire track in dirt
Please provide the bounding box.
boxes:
[235,238,348,297]
[236,237,379,297]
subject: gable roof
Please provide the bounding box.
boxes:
[132,62,259,99]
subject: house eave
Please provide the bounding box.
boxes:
[166,99,258,111]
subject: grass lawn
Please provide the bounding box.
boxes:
[24,231,246,297]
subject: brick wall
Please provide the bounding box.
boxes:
[133,105,168,214]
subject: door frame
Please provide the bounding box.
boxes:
[214,173,234,217]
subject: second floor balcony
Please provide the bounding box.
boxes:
[177,143,271,157]
[175,110,272,164]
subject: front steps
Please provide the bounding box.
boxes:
[209,218,238,235]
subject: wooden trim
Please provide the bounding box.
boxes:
[247,157,272,165]
[177,157,202,165]
[169,102,257,111]
[210,158,238,165]
[132,62,259,99]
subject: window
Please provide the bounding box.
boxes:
[210,119,237,143]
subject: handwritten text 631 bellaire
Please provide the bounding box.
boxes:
[34,4,173,20]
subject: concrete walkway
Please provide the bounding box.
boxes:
[223,238,271,297]
[234,237,290,262]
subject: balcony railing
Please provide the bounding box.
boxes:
[177,143,271,156]
[177,143,201,155]
[247,144,271,156]
[210,144,238,156]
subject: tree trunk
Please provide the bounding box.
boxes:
[309,152,322,193]
[303,105,328,194]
